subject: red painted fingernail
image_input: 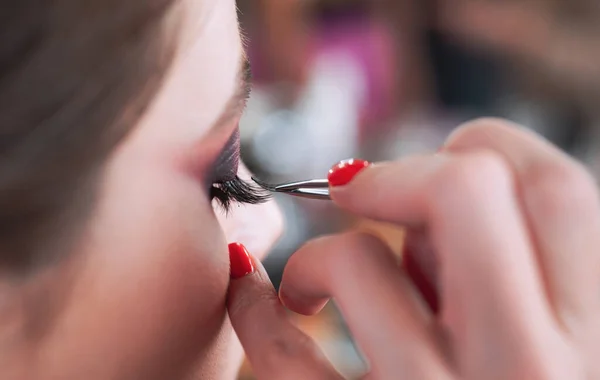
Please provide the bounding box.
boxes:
[328,159,370,187]
[228,243,255,279]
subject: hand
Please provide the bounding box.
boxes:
[228,118,600,379]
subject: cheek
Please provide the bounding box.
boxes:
[47,172,232,378]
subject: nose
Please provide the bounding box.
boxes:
[216,163,284,260]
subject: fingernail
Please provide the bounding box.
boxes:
[228,242,255,279]
[328,159,370,187]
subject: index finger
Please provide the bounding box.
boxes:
[327,152,568,378]
[226,243,343,380]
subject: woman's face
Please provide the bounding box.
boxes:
[5,0,282,379]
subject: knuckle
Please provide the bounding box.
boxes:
[296,235,328,253]
[328,232,394,280]
[291,232,395,293]
[347,231,393,262]
[287,235,332,271]
[261,328,324,366]
[446,117,518,147]
[228,286,278,319]
[428,150,513,207]
[514,345,584,380]
[525,160,599,220]
[293,231,386,264]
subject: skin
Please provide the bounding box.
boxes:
[2,0,599,379]
[0,0,282,379]
[228,119,600,379]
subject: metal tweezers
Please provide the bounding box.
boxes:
[252,177,331,200]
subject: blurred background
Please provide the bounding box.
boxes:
[235,0,600,378]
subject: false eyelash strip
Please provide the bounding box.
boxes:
[250,177,278,192]
[211,176,271,212]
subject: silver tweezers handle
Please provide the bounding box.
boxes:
[286,188,330,200]
[252,177,331,201]
[274,179,330,191]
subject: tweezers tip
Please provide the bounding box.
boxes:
[251,177,277,192]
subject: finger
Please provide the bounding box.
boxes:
[328,153,574,378]
[401,228,440,315]
[444,118,600,330]
[226,243,343,380]
[279,232,453,379]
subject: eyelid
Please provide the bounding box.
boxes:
[208,75,251,152]
[202,57,252,185]
[210,128,241,184]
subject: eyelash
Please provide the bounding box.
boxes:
[210,176,271,213]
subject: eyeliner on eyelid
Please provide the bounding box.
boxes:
[208,127,271,213]
[207,56,261,214]
[211,128,240,182]
[209,56,253,134]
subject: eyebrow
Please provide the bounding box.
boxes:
[211,55,252,133]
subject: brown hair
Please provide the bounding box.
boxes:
[0,1,180,271]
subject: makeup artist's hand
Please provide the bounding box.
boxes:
[228,118,600,379]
